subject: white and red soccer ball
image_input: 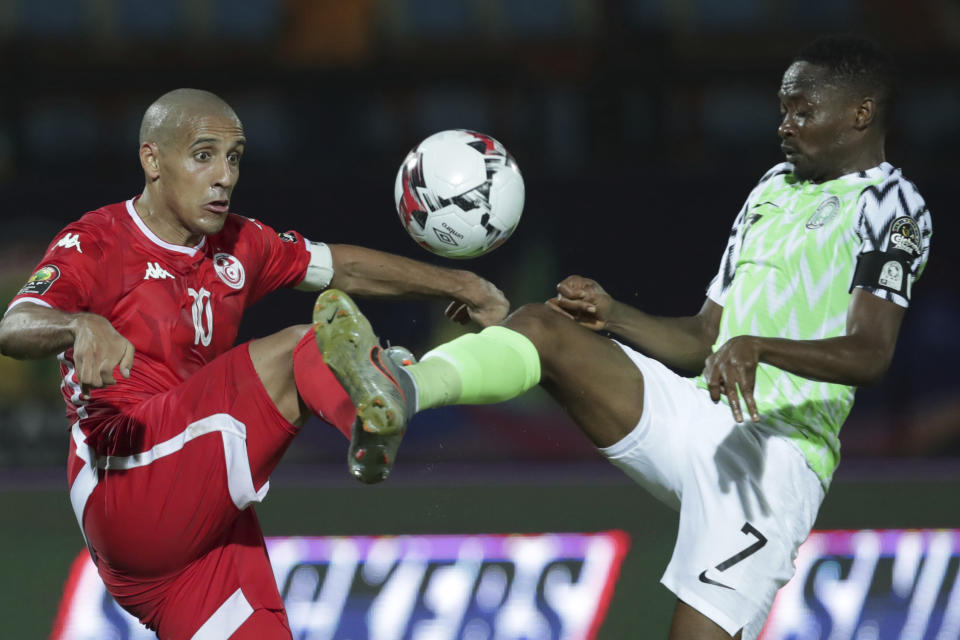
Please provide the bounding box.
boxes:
[394,129,525,259]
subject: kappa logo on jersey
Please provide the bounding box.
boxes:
[55,233,83,253]
[187,287,213,346]
[889,216,921,257]
[144,262,174,280]
[805,196,841,230]
[18,265,60,296]
[213,253,245,289]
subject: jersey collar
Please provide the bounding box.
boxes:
[125,198,207,257]
[786,162,895,185]
[858,162,894,181]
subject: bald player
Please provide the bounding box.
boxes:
[0,88,508,638]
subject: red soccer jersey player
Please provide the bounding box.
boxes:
[0,90,508,638]
[10,199,318,445]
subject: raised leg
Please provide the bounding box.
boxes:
[308,290,417,483]
[248,324,313,427]
[502,303,645,448]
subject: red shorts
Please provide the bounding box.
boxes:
[66,341,353,639]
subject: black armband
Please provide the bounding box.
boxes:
[850,250,912,301]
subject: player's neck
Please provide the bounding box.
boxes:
[134,192,204,247]
[844,144,886,177]
[816,144,886,183]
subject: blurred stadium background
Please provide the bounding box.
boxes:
[0,0,958,637]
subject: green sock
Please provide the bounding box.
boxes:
[406,326,541,410]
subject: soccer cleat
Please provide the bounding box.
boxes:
[311,290,417,483]
[345,346,417,483]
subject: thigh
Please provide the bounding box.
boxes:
[504,304,645,448]
[661,418,824,638]
[113,509,292,639]
[231,608,293,639]
[80,342,299,577]
[597,342,708,510]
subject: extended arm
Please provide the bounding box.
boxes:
[0,303,134,394]
[704,288,904,421]
[604,297,721,373]
[547,275,722,373]
[326,244,509,327]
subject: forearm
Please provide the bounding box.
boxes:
[755,334,891,387]
[605,302,715,372]
[328,244,484,304]
[0,304,83,359]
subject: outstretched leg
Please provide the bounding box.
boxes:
[403,302,754,637]
[247,324,314,427]
[501,303,645,447]
[306,290,418,483]
[244,293,419,484]
[247,322,357,436]
[408,301,646,447]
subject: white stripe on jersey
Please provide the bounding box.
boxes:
[4,297,53,315]
[69,414,270,540]
[58,351,89,421]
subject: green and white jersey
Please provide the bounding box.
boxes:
[696,162,932,489]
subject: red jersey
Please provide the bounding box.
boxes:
[9,198,311,454]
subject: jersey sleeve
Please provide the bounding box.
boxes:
[705,207,746,306]
[851,172,933,308]
[7,221,106,315]
[244,219,313,303]
[705,163,792,306]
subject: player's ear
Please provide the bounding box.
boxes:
[139,142,161,181]
[853,97,875,130]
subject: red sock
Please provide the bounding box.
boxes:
[292,330,355,439]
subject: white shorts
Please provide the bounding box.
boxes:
[600,341,825,639]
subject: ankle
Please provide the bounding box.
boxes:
[406,356,462,410]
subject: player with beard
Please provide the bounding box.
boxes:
[314,36,932,638]
[0,89,507,638]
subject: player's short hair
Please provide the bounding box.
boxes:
[793,35,896,128]
[139,88,239,146]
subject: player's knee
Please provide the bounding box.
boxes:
[273,324,312,356]
[503,303,565,352]
[249,325,311,377]
[283,324,312,346]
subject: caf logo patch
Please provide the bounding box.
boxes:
[806,196,841,229]
[889,216,921,257]
[878,261,904,292]
[18,265,60,296]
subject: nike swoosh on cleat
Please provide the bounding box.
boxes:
[325,312,338,324]
[698,570,734,590]
[369,348,403,396]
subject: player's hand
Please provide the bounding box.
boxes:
[703,336,761,423]
[445,276,509,328]
[72,313,135,399]
[546,275,615,331]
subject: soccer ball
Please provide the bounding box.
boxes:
[394,129,525,259]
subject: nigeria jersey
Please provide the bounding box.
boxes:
[698,162,932,488]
